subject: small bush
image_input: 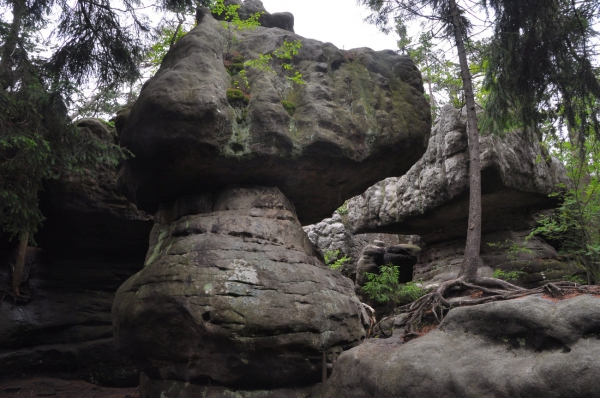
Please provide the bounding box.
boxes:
[281,100,296,116]
[324,249,351,271]
[363,264,426,305]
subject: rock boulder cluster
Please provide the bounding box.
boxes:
[111,1,430,394]
[4,2,599,398]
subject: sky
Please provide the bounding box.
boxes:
[260,0,401,52]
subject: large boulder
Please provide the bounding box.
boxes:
[347,105,570,243]
[116,7,431,224]
[113,186,366,389]
[324,294,600,398]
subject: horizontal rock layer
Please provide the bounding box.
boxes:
[113,187,365,389]
[0,253,141,386]
[347,105,570,243]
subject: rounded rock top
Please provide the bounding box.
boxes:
[117,4,431,224]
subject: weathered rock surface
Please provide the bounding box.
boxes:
[117,7,431,224]
[222,0,295,32]
[1,119,150,386]
[38,118,153,260]
[347,105,570,243]
[113,187,365,389]
[324,295,600,398]
[416,229,577,288]
[354,242,419,302]
[138,372,322,398]
[0,254,140,386]
[304,211,401,279]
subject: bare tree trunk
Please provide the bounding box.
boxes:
[12,231,29,297]
[449,0,482,283]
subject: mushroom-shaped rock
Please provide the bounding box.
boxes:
[116,9,431,224]
[112,186,366,388]
[346,105,570,243]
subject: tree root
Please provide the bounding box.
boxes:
[372,278,599,340]
[0,288,30,307]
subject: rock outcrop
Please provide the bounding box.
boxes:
[112,2,433,392]
[324,294,600,398]
[0,255,141,386]
[116,6,431,224]
[347,105,570,243]
[113,187,365,388]
[37,118,153,260]
[1,119,150,386]
[224,0,295,32]
[303,211,402,279]
[416,229,577,288]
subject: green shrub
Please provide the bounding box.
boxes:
[281,100,296,116]
[363,264,426,305]
[324,249,351,271]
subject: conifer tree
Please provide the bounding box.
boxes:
[0,0,188,299]
[359,0,600,333]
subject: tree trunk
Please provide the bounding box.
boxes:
[448,0,482,283]
[0,0,25,86]
[12,231,29,297]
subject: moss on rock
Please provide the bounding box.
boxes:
[281,100,296,116]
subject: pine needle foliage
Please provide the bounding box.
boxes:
[482,0,600,142]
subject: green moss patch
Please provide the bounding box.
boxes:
[227,88,249,105]
[281,100,296,116]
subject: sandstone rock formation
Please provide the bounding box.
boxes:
[347,104,570,243]
[1,119,150,386]
[113,187,365,388]
[116,6,431,224]
[112,2,433,392]
[416,229,576,288]
[38,118,152,260]
[324,295,600,398]
[354,242,419,302]
[0,256,141,386]
[220,0,295,32]
[303,211,402,279]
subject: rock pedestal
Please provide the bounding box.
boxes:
[112,186,365,389]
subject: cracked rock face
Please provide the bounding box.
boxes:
[303,211,402,279]
[324,295,600,398]
[346,105,570,243]
[112,186,365,388]
[116,6,430,224]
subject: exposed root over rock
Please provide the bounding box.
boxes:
[374,278,600,339]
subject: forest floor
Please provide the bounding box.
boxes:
[0,378,138,398]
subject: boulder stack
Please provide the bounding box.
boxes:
[112,1,431,393]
